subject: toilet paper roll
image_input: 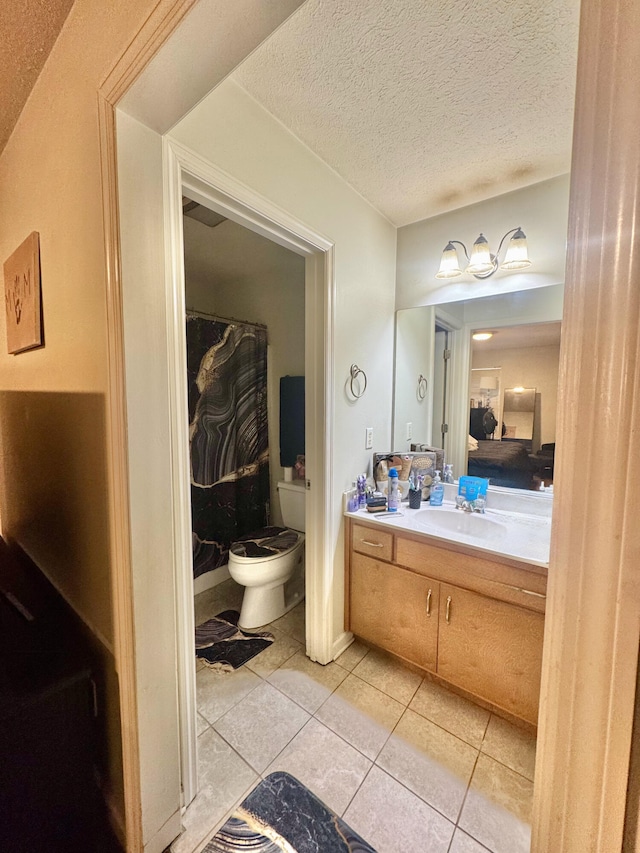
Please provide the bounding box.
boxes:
[284,467,293,482]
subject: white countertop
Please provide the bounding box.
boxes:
[345,499,551,569]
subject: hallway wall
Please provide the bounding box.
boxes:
[0,0,166,839]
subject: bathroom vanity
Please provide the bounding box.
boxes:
[344,500,549,728]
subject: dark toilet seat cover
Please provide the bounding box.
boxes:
[230,526,299,559]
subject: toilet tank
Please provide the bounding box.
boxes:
[277,480,306,532]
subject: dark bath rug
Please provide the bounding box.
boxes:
[203,771,376,852]
[195,610,274,672]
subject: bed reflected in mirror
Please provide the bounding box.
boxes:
[468,323,560,490]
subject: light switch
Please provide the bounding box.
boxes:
[365,427,373,449]
[406,422,412,440]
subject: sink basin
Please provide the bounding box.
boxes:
[413,508,507,540]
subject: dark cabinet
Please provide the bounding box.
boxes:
[0,541,113,852]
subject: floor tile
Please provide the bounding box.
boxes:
[334,638,369,672]
[244,625,302,678]
[171,728,257,853]
[377,708,478,821]
[481,715,537,781]
[197,665,261,724]
[265,718,371,816]
[213,681,309,772]
[449,828,492,853]
[316,672,404,760]
[344,766,454,853]
[271,601,306,644]
[409,678,490,747]
[268,650,348,713]
[194,578,244,627]
[458,753,533,853]
[196,712,210,736]
[352,648,422,705]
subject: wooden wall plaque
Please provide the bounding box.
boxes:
[4,232,42,354]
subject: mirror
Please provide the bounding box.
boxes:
[503,388,536,442]
[393,284,563,492]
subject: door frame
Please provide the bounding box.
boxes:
[97,0,640,850]
[163,138,336,804]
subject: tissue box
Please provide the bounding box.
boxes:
[458,475,489,501]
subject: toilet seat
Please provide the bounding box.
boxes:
[230,526,302,563]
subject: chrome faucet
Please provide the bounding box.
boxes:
[455,495,486,514]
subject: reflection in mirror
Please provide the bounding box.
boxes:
[392,286,563,494]
[468,320,561,490]
[503,387,536,441]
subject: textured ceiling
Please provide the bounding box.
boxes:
[472,322,562,352]
[234,0,580,225]
[0,0,75,154]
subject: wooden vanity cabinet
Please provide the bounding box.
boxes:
[350,553,439,670]
[438,583,545,724]
[345,517,547,726]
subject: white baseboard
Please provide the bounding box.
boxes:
[193,564,230,596]
[145,808,182,853]
[332,630,354,661]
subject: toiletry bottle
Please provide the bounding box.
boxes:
[443,464,454,484]
[387,467,400,512]
[357,473,367,509]
[430,470,444,506]
[348,480,359,512]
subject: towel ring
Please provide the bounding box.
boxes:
[349,364,367,399]
[417,374,428,400]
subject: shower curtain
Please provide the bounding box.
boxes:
[187,313,270,578]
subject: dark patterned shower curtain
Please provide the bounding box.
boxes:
[187,314,270,578]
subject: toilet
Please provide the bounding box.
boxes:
[228,480,305,629]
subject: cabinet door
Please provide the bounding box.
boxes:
[438,583,544,724]
[350,552,438,670]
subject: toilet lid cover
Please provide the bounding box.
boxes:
[230,526,299,559]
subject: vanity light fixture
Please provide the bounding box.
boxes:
[435,227,532,280]
[472,331,493,341]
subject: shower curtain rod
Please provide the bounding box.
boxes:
[186,308,267,332]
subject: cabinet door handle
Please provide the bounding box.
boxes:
[426,588,432,617]
[445,595,452,623]
[360,539,384,548]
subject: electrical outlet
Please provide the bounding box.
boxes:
[365,427,373,449]
[406,422,412,440]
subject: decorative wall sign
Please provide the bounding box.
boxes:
[3,232,42,354]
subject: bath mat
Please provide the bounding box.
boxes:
[195,610,274,672]
[203,771,376,852]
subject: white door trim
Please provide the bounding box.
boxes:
[163,138,335,804]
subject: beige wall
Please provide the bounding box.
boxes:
[396,175,570,310]
[184,215,306,528]
[0,0,161,836]
[472,345,560,448]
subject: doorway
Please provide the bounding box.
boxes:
[432,324,450,454]
[162,146,336,807]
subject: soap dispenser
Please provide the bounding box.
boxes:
[430,470,444,506]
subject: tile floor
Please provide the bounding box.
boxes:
[173,578,536,853]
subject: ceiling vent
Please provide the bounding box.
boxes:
[182,197,227,228]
